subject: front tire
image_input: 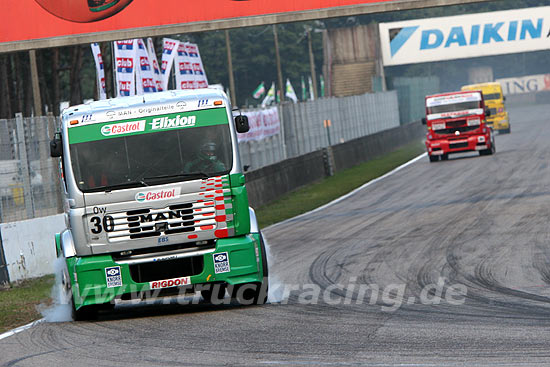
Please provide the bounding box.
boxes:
[429,155,439,162]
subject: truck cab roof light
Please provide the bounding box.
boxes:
[70,120,79,125]
[214,100,223,106]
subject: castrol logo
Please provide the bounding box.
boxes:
[101,120,145,136]
[135,187,181,203]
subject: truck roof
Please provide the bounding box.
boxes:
[425,90,483,99]
[61,88,229,123]
[461,82,502,90]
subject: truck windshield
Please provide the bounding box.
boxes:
[428,101,481,114]
[69,124,233,192]
[483,93,501,101]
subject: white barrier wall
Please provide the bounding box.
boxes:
[0,214,65,282]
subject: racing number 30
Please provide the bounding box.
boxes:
[90,216,115,234]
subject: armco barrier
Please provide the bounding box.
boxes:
[331,121,425,173]
[245,121,425,208]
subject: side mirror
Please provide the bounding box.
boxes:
[235,115,249,133]
[50,132,63,158]
[485,109,491,117]
[421,117,427,125]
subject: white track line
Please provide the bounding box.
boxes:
[266,152,427,230]
[0,318,45,341]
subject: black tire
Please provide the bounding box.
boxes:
[429,155,439,162]
[441,154,449,161]
[201,283,227,304]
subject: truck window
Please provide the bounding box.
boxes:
[428,100,481,115]
[482,93,501,101]
[69,124,233,192]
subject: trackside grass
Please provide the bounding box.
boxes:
[0,140,424,333]
[0,275,54,333]
[256,141,425,228]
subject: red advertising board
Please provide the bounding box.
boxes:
[1,0,396,44]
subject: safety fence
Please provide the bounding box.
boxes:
[238,90,400,171]
[0,114,63,224]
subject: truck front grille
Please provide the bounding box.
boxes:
[107,191,231,242]
[129,256,204,283]
[434,126,478,135]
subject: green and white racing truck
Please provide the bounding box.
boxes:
[50,89,268,319]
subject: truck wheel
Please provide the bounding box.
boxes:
[201,283,227,304]
[429,155,438,162]
[441,154,449,161]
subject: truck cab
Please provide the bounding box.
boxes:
[50,89,268,319]
[422,90,495,162]
[461,82,510,134]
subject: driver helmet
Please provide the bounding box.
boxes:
[199,142,217,161]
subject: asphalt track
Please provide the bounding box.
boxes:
[2,104,550,366]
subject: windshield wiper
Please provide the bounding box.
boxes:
[85,181,149,193]
[142,172,210,184]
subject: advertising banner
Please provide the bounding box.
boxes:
[114,39,137,97]
[135,39,157,95]
[496,74,550,95]
[237,107,280,143]
[1,0,399,47]
[146,38,163,92]
[90,43,107,100]
[379,6,550,66]
[175,42,208,90]
[160,38,179,91]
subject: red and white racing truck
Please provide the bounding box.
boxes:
[422,90,495,162]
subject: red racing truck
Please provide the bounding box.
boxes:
[422,90,495,162]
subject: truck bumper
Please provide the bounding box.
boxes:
[488,114,509,131]
[426,133,491,155]
[65,233,265,309]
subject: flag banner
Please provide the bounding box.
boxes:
[320,74,325,97]
[308,76,315,100]
[252,82,266,99]
[261,82,276,107]
[236,107,280,143]
[187,42,208,88]
[114,39,137,97]
[161,38,179,91]
[135,39,157,95]
[175,42,208,90]
[90,43,106,100]
[146,37,163,92]
[285,78,298,103]
[301,76,307,101]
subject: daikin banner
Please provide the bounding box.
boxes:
[379,6,550,66]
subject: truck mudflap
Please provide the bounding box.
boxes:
[68,233,266,310]
[427,134,490,155]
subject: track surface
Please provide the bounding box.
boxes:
[2,104,550,366]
